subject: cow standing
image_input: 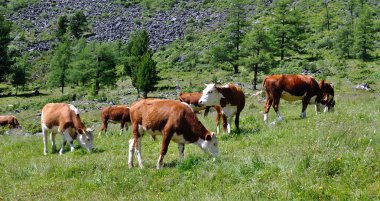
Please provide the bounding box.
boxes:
[198,83,245,134]
[262,74,324,124]
[319,80,335,112]
[41,103,94,155]
[100,105,131,135]
[178,92,226,134]
[0,115,21,129]
[128,99,219,169]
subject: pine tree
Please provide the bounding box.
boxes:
[242,21,273,90]
[0,15,12,81]
[353,4,375,61]
[69,11,87,39]
[57,15,69,40]
[136,51,158,98]
[48,40,72,94]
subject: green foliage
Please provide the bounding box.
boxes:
[136,51,158,98]
[69,11,87,39]
[56,15,69,40]
[6,0,39,11]
[48,40,72,94]
[353,4,376,61]
[0,15,13,81]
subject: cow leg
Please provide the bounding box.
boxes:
[120,121,125,136]
[50,132,57,153]
[42,127,48,155]
[235,112,240,131]
[157,129,173,169]
[128,138,135,168]
[133,124,144,168]
[204,106,211,117]
[99,120,108,136]
[315,103,322,114]
[301,97,311,119]
[222,114,228,133]
[178,143,185,159]
[264,96,273,124]
[216,110,221,134]
[272,96,283,122]
[59,132,67,155]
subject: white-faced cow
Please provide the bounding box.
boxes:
[319,80,335,112]
[0,115,21,129]
[100,105,131,135]
[128,99,219,169]
[198,83,245,134]
[179,92,226,134]
[262,74,325,123]
[41,103,94,155]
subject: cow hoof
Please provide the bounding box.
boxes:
[44,152,48,156]
[128,164,133,168]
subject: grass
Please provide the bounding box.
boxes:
[0,75,379,200]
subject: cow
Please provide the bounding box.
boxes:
[262,74,325,124]
[178,92,226,134]
[100,105,131,135]
[198,83,246,134]
[128,99,219,169]
[0,115,21,129]
[41,103,94,155]
[319,80,335,112]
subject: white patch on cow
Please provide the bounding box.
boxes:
[196,134,219,157]
[180,102,195,112]
[69,104,79,115]
[128,139,134,168]
[281,91,306,102]
[199,84,224,106]
[222,104,237,117]
[323,106,329,112]
[264,113,268,124]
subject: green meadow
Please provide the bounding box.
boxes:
[0,71,379,200]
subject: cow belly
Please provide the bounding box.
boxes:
[222,104,237,117]
[141,126,188,144]
[281,91,306,102]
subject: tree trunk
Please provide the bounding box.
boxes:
[253,64,258,90]
[143,91,147,99]
[233,64,239,74]
[281,34,285,60]
[136,88,140,100]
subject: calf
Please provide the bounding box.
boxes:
[128,99,219,169]
[179,92,226,134]
[262,74,323,123]
[100,105,131,135]
[319,80,335,112]
[198,83,245,134]
[0,115,21,129]
[41,103,94,155]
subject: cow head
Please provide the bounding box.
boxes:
[200,132,219,157]
[77,128,94,152]
[320,81,335,112]
[10,117,21,129]
[199,84,224,106]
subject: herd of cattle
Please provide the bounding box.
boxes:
[0,74,335,169]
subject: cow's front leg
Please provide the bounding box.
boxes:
[136,137,144,168]
[128,138,134,168]
[157,130,173,169]
[59,132,69,155]
[226,115,233,134]
[42,127,48,155]
[50,132,57,153]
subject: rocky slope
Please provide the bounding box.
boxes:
[8,0,226,51]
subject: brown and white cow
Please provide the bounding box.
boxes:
[0,115,21,129]
[100,105,131,135]
[128,99,219,169]
[41,103,94,155]
[262,74,324,123]
[179,92,226,134]
[198,83,245,134]
[319,80,335,112]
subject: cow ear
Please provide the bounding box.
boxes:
[205,134,212,141]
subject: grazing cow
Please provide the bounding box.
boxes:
[262,74,324,124]
[100,105,131,135]
[178,92,226,134]
[0,115,21,129]
[41,103,94,155]
[319,80,335,112]
[198,83,245,134]
[128,99,219,169]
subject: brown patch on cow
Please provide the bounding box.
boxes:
[100,105,131,133]
[319,80,335,110]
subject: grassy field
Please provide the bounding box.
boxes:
[0,73,379,200]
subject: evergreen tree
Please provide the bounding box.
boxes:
[56,15,69,40]
[242,21,273,90]
[0,15,12,81]
[136,51,158,98]
[11,53,29,93]
[69,11,87,39]
[48,40,72,94]
[270,0,304,60]
[211,0,248,73]
[92,43,116,95]
[353,4,375,61]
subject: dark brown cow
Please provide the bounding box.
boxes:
[198,83,245,134]
[100,105,131,135]
[41,103,94,155]
[128,99,219,169]
[179,92,226,134]
[262,74,323,123]
[0,115,21,129]
[319,80,335,112]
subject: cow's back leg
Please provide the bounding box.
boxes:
[272,93,284,122]
[235,112,241,131]
[130,123,144,168]
[264,92,273,124]
[99,119,108,136]
[178,143,185,159]
[42,126,48,155]
[157,127,174,169]
[50,132,57,153]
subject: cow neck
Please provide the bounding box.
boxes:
[218,87,232,107]
[73,114,85,130]
[186,113,209,140]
